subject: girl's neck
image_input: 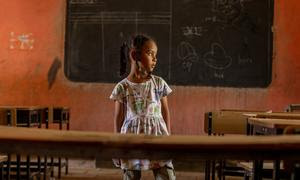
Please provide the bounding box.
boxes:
[127,72,151,83]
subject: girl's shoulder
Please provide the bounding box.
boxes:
[117,78,128,85]
[114,78,129,91]
[151,75,172,97]
[151,75,168,86]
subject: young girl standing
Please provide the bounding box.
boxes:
[110,34,176,180]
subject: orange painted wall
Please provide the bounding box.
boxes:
[0,0,300,135]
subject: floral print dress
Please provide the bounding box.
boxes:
[110,75,173,170]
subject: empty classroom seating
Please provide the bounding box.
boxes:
[0,106,70,180]
[285,104,300,112]
[204,109,267,180]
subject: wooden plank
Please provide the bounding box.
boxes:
[248,118,300,129]
[0,110,8,125]
[0,155,7,162]
[0,126,300,162]
[237,161,284,171]
[254,112,300,119]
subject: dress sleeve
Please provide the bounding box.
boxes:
[157,77,172,98]
[110,83,126,103]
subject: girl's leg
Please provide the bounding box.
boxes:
[152,166,176,180]
[123,169,141,180]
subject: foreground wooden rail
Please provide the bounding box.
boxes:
[0,126,300,162]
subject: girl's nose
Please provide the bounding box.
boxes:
[153,57,157,62]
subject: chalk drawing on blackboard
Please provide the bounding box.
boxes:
[211,0,244,27]
[203,42,232,70]
[177,41,199,72]
[181,26,207,37]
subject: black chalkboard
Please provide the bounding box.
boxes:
[65,0,274,87]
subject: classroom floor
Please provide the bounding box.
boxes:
[57,159,244,180]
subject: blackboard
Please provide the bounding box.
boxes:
[65,0,274,87]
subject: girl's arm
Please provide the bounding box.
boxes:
[161,96,171,134]
[113,100,125,133]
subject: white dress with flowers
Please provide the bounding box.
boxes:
[110,75,173,170]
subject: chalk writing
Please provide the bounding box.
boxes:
[212,0,241,11]
[182,26,207,36]
[205,16,217,23]
[214,71,224,79]
[238,55,253,64]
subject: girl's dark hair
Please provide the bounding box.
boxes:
[120,34,153,76]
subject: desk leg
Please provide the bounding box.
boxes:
[205,112,212,180]
[247,123,254,136]
[44,156,48,180]
[16,155,20,180]
[211,160,215,180]
[0,161,3,180]
[218,160,223,180]
[253,160,263,180]
[7,154,11,180]
[205,160,211,180]
[273,160,280,180]
[26,155,30,180]
[293,163,300,180]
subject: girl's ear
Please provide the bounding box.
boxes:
[130,49,137,61]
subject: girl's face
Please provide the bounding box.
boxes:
[139,40,158,73]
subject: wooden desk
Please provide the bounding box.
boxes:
[247,112,300,120]
[247,117,300,180]
[204,110,267,180]
[205,110,266,135]
[285,104,300,112]
[0,106,70,128]
[0,106,47,127]
[248,118,300,135]
[0,126,299,160]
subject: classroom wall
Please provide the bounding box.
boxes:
[0,0,299,134]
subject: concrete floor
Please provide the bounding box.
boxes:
[59,159,206,180]
[54,159,249,180]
